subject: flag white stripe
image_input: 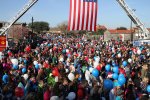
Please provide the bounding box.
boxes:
[79,1,83,30]
[92,3,96,31]
[74,0,79,30]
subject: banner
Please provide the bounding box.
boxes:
[0,36,6,51]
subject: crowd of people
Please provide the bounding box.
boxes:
[0,34,150,100]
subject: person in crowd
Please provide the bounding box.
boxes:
[0,33,149,100]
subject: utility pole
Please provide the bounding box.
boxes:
[130,9,136,41]
[32,17,34,34]
[29,17,34,43]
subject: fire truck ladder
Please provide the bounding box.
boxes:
[0,0,38,35]
[116,0,150,40]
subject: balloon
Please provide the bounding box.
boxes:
[105,64,111,71]
[8,51,12,56]
[82,66,86,73]
[84,56,88,62]
[0,52,3,55]
[112,62,116,67]
[19,57,23,62]
[94,56,100,62]
[128,58,132,63]
[47,43,51,47]
[15,87,24,97]
[67,92,76,100]
[23,74,28,80]
[66,49,69,53]
[137,49,141,55]
[24,59,27,64]
[107,72,113,78]
[13,64,18,70]
[11,59,18,65]
[43,62,49,68]
[119,68,125,74]
[89,67,94,73]
[118,53,121,58]
[35,64,39,69]
[33,61,38,65]
[62,49,66,53]
[22,68,26,73]
[65,69,69,73]
[50,96,59,100]
[92,69,99,77]
[96,65,101,71]
[113,67,119,73]
[147,85,150,92]
[3,63,6,67]
[68,73,75,82]
[25,46,31,52]
[103,79,113,90]
[0,56,2,60]
[59,57,64,62]
[2,74,8,83]
[118,76,126,86]
[52,69,59,76]
[113,81,121,87]
[119,74,125,78]
[113,73,118,80]
[93,61,99,68]
[122,61,127,67]
[129,51,132,55]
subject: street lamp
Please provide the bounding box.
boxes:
[130,9,136,41]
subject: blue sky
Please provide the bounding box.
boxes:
[0,0,150,29]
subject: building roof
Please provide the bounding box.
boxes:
[108,29,133,34]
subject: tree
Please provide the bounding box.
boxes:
[116,27,127,30]
[96,28,107,35]
[57,21,68,33]
[28,21,49,33]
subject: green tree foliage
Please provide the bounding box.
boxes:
[28,21,49,33]
[96,28,107,35]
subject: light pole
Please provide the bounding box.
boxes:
[130,9,136,41]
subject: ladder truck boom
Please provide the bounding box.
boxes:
[0,0,38,35]
[116,0,150,40]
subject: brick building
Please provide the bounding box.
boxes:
[7,23,29,40]
[0,22,29,40]
[104,29,135,41]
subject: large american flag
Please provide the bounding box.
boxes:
[68,0,98,31]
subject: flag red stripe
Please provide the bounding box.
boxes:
[72,0,76,30]
[90,2,94,31]
[77,0,81,30]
